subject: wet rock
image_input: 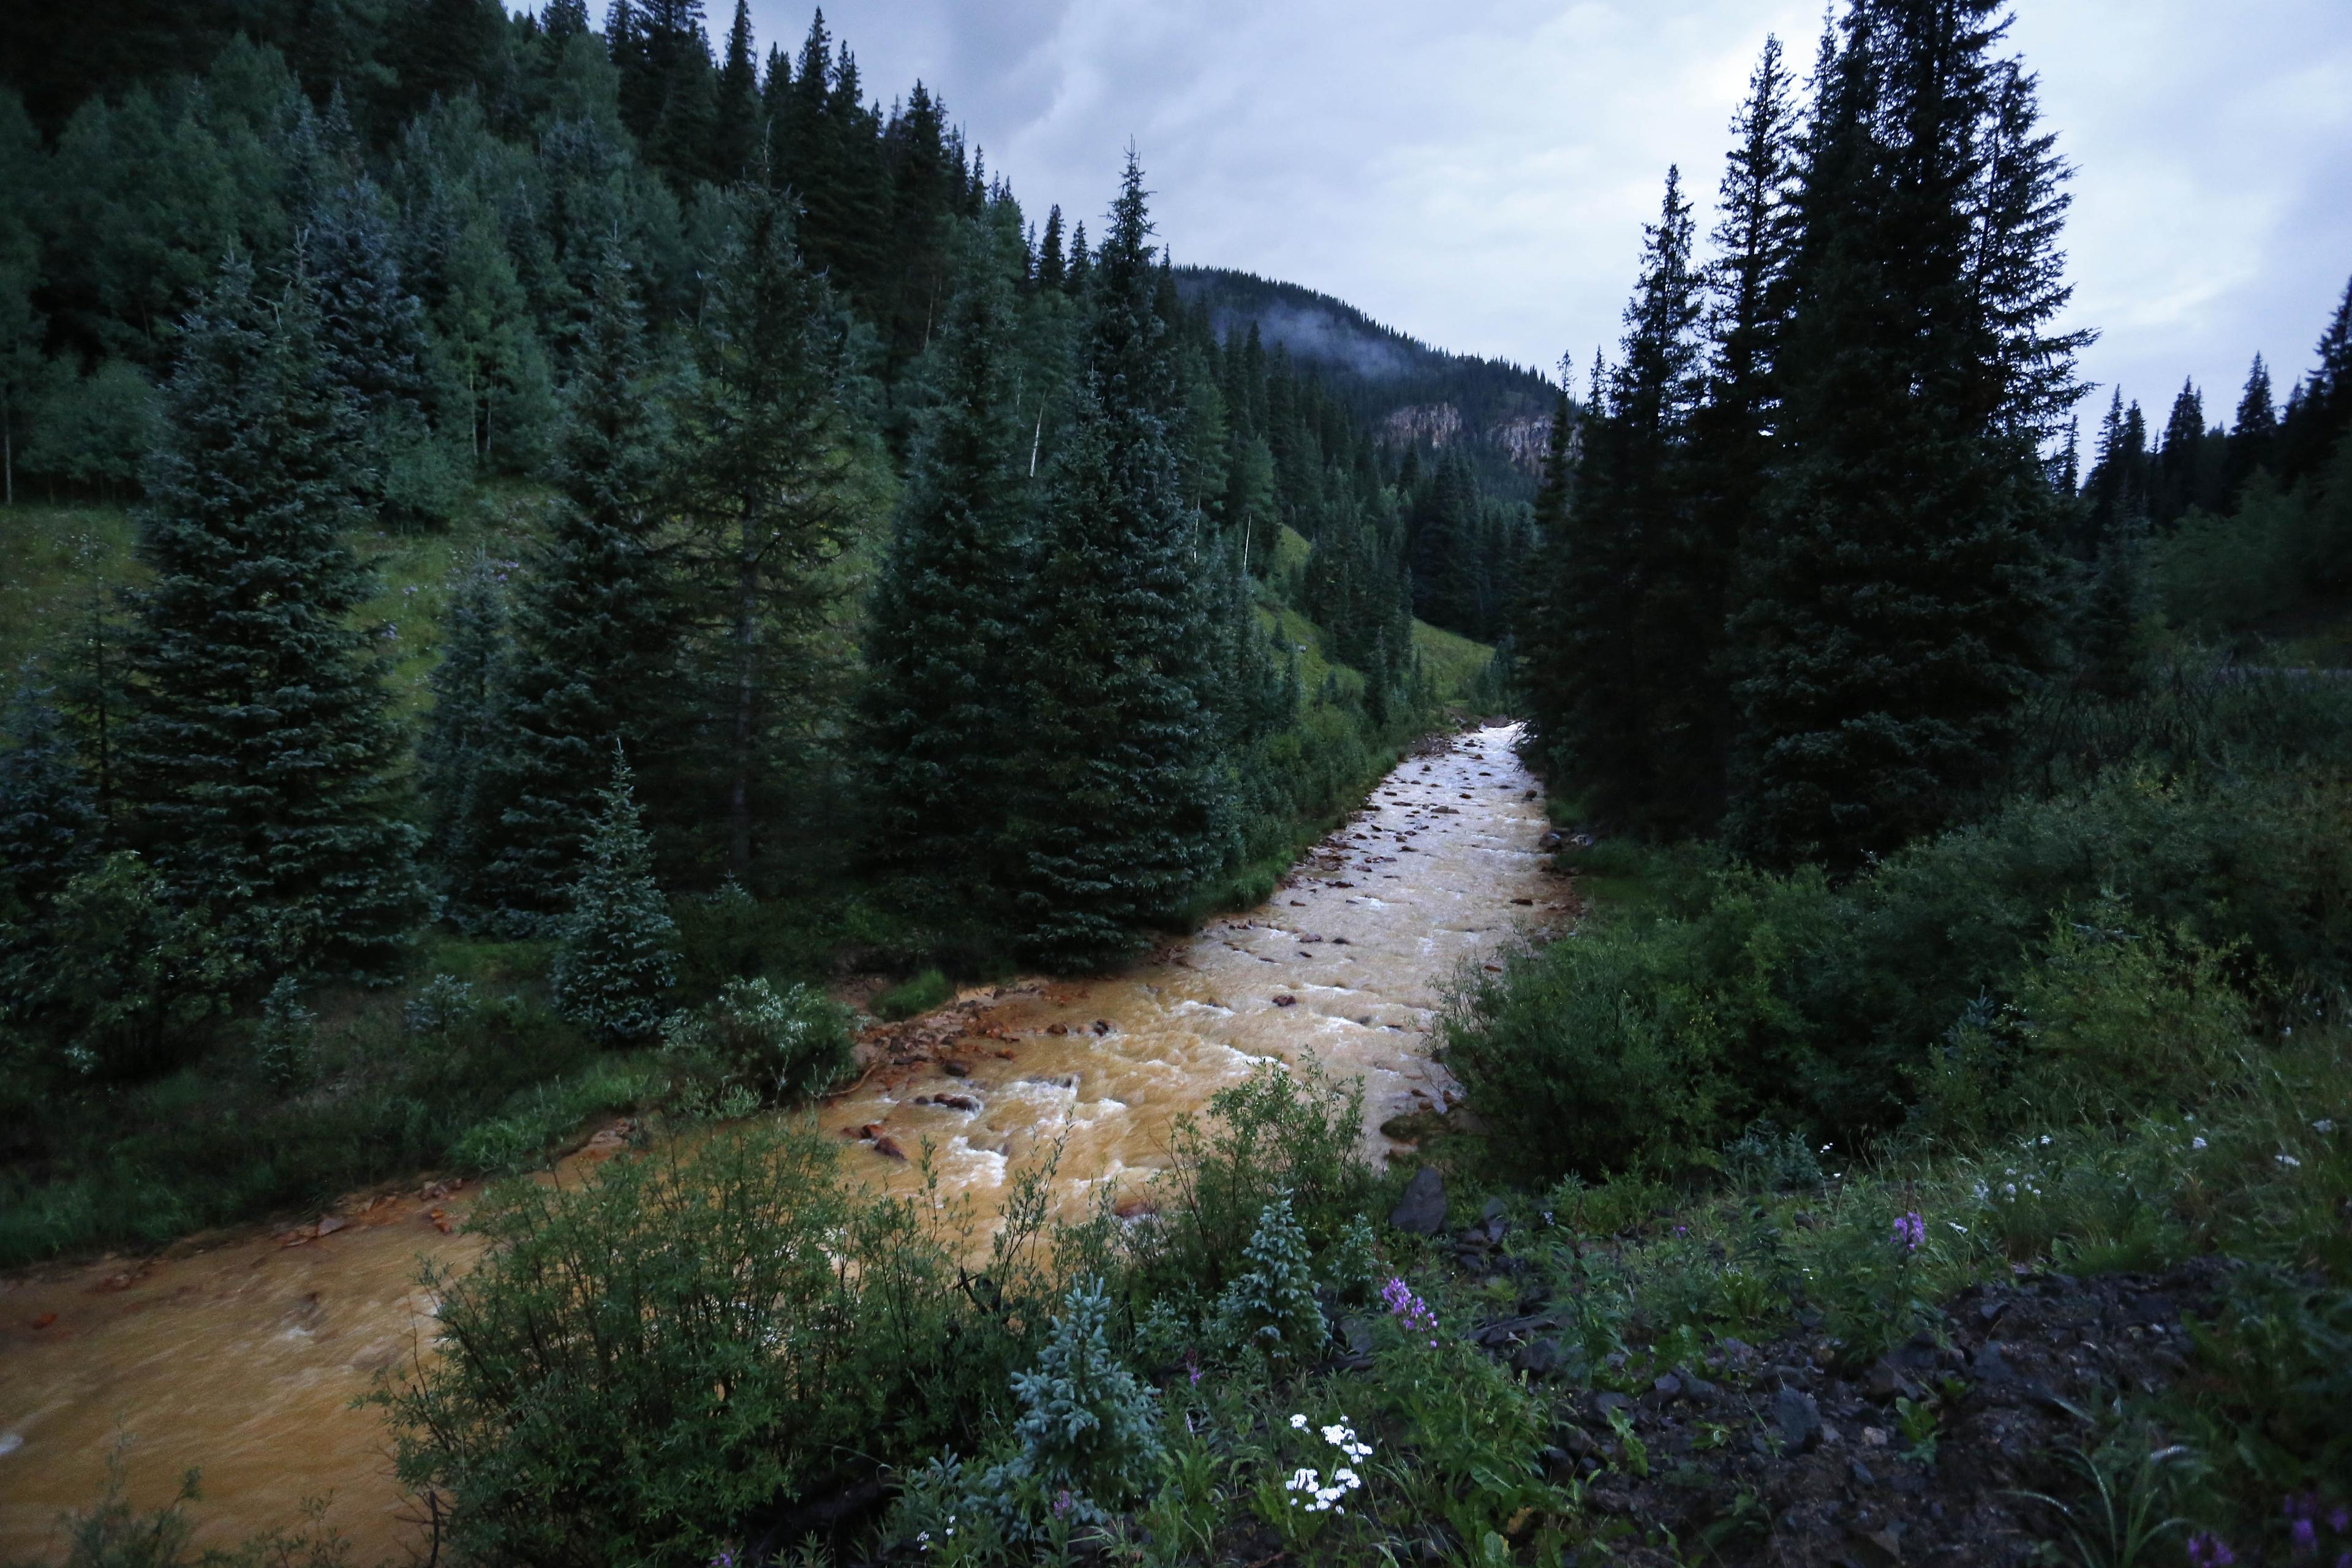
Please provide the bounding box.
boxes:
[315,1214,347,1238]
[1046,1023,1068,1036]
[933,1094,981,1112]
[1390,1166,1448,1234]
[1515,1338,1569,1378]
[1775,1387,1823,1452]
[940,1061,970,1078]
[872,1134,908,1162]
[29,1312,58,1330]
[1092,1019,1114,1035]
[1271,994,1298,1008]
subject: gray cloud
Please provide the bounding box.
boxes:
[754,0,2352,423]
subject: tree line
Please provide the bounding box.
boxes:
[1515,0,2352,868]
[0,1,1485,1083]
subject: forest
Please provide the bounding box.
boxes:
[0,0,2347,1565]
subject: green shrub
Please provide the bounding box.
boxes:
[976,1276,1164,1531]
[659,976,853,1104]
[876,966,954,1020]
[1135,1060,1373,1299]
[1216,1194,1329,1373]
[373,1123,997,1568]
[251,977,316,1090]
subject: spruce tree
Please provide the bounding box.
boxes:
[1527,169,1704,832]
[1727,1,2069,870]
[2227,353,2278,492]
[671,181,851,882]
[306,179,453,529]
[1009,156,1225,970]
[418,552,513,928]
[551,745,678,1044]
[119,255,421,977]
[0,662,100,920]
[480,251,683,927]
[861,209,1030,905]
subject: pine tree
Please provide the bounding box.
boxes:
[551,745,678,1044]
[1726,1,2067,870]
[119,255,421,976]
[418,553,513,927]
[481,251,683,926]
[671,182,851,882]
[2228,353,2278,492]
[1527,168,1705,832]
[861,210,1030,903]
[1035,204,1066,292]
[710,0,761,181]
[1009,155,1226,970]
[2074,508,2155,699]
[999,1276,1164,1516]
[0,662,100,919]
[1217,1194,1327,1374]
[306,178,454,529]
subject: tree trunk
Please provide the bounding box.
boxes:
[726,498,762,880]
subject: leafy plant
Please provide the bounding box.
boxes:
[660,976,852,1104]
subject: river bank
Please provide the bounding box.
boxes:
[0,725,1562,1564]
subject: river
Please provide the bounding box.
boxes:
[0,723,1561,1563]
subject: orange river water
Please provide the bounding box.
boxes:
[0,723,1566,1563]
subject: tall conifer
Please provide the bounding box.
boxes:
[120,256,420,976]
[1727,1,2069,869]
[861,209,1030,905]
[480,251,682,926]
[1010,156,1225,970]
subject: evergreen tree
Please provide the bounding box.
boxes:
[418,552,513,927]
[306,178,453,528]
[0,662,100,919]
[861,210,1030,903]
[1216,1194,1327,1374]
[998,1276,1164,1517]
[710,0,761,182]
[2074,507,2155,699]
[551,745,678,1044]
[480,251,682,925]
[1035,204,1066,292]
[2228,353,2278,492]
[1010,156,1225,970]
[1727,0,2068,870]
[2278,273,2352,483]
[1526,168,1705,832]
[119,255,420,976]
[671,182,851,882]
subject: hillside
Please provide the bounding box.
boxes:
[1175,266,1564,495]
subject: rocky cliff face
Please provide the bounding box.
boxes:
[1382,402,1558,477]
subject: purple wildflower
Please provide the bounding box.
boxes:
[2293,1518,2319,1554]
[1380,1275,1438,1344]
[1052,1490,1073,1518]
[2331,1507,2350,1534]
[1891,1211,1925,1253]
[2188,1533,2237,1568]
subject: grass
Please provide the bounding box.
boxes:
[874,966,955,1020]
[0,503,140,675]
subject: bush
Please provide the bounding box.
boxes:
[1447,764,2352,1184]
[251,977,315,1090]
[374,1122,995,1568]
[660,976,853,1104]
[1216,1194,1329,1373]
[1,851,244,1080]
[875,966,954,1020]
[972,1276,1165,1531]
[1134,1060,1374,1299]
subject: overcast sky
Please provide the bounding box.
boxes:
[728,0,2351,429]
